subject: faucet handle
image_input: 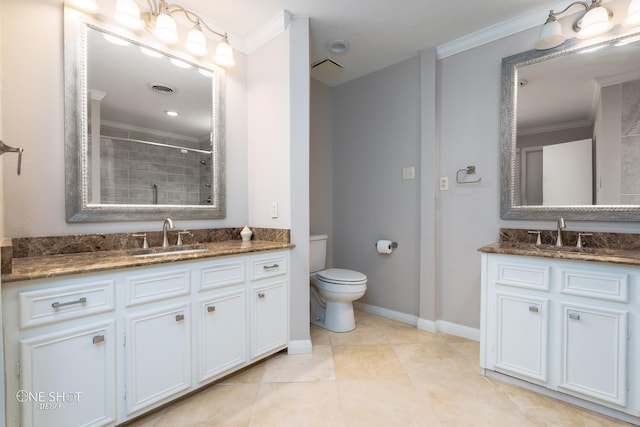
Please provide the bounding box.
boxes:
[528,230,542,245]
[176,230,192,246]
[132,233,149,249]
[577,232,593,248]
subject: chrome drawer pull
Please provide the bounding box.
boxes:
[263,264,280,271]
[92,335,104,344]
[176,314,185,322]
[528,305,539,313]
[569,312,581,320]
[51,297,87,308]
[207,305,216,313]
[258,293,266,299]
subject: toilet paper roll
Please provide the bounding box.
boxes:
[377,240,393,254]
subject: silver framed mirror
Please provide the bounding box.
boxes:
[500,31,640,221]
[64,8,225,222]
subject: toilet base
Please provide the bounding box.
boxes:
[324,301,356,332]
[310,286,356,333]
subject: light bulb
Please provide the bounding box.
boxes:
[577,6,613,39]
[626,0,640,26]
[115,0,143,30]
[154,12,179,44]
[534,19,565,50]
[186,25,207,56]
[214,38,235,67]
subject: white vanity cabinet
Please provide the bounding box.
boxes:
[2,249,290,427]
[248,253,288,360]
[5,276,118,427]
[196,259,247,383]
[481,253,639,422]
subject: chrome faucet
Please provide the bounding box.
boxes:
[162,218,175,248]
[556,217,566,247]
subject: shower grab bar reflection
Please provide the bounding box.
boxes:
[99,135,213,155]
[152,184,158,205]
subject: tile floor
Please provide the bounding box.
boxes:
[126,311,631,427]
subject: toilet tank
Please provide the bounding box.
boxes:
[309,234,328,273]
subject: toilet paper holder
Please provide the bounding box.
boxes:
[374,241,398,249]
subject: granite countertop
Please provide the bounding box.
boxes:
[2,240,294,283]
[478,242,640,267]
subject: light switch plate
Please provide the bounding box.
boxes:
[271,202,278,218]
[439,177,449,191]
[402,166,415,180]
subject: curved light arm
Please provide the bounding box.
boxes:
[166,4,226,38]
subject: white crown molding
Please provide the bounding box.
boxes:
[245,10,292,54]
[436,0,580,59]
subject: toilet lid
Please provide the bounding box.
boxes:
[317,268,367,284]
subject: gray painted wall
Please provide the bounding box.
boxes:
[310,80,334,267]
[330,57,421,316]
[311,23,640,331]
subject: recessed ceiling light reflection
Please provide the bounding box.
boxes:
[103,34,131,46]
[140,47,163,58]
[170,58,192,69]
[165,110,179,117]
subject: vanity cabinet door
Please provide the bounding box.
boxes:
[495,293,549,383]
[197,289,246,383]
[125,304,191,416]
[20,321,116,427]
[249,280,288,359]
[560,304,628,406]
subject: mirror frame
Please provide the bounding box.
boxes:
[500,34,640,221]
[64,8,226,222]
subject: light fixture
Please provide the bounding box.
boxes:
[114,0,143,29]
[534,0,616,50]
[626,0,640,25]
[214,34,235,67]
[154,5,179,44]
[76,0,236,67]
[186,22,207,56]
[165,110,179,117]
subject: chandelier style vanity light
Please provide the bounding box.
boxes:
[535,0,640,49]
[66,0,235,67]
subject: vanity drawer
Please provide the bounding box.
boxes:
[125,268,190,307]
[249,254,288,281]
[199,260,246,291]
[559,268,629,303]
[18,280,115,329]
[495,261,550,291]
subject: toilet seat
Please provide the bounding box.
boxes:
[316,268,367,285]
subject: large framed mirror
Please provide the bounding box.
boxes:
[64,8,225,222]
[500,30,640,221]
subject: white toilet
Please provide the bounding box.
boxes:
[310,234,367,332]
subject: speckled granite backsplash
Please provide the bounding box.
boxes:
[500,228,640,250]
[8,227,290,259]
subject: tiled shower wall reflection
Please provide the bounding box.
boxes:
[98,127,213,205]
[621,80,640,204]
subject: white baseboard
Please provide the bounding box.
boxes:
[354,302,418,326]
[416,318,437,333]
[355,302,480,342]
[287,339,312,355]
[436,320,480,342]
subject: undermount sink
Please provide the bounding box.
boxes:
[132,247,208,258]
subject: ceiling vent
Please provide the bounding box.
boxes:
[150,83,176,94]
